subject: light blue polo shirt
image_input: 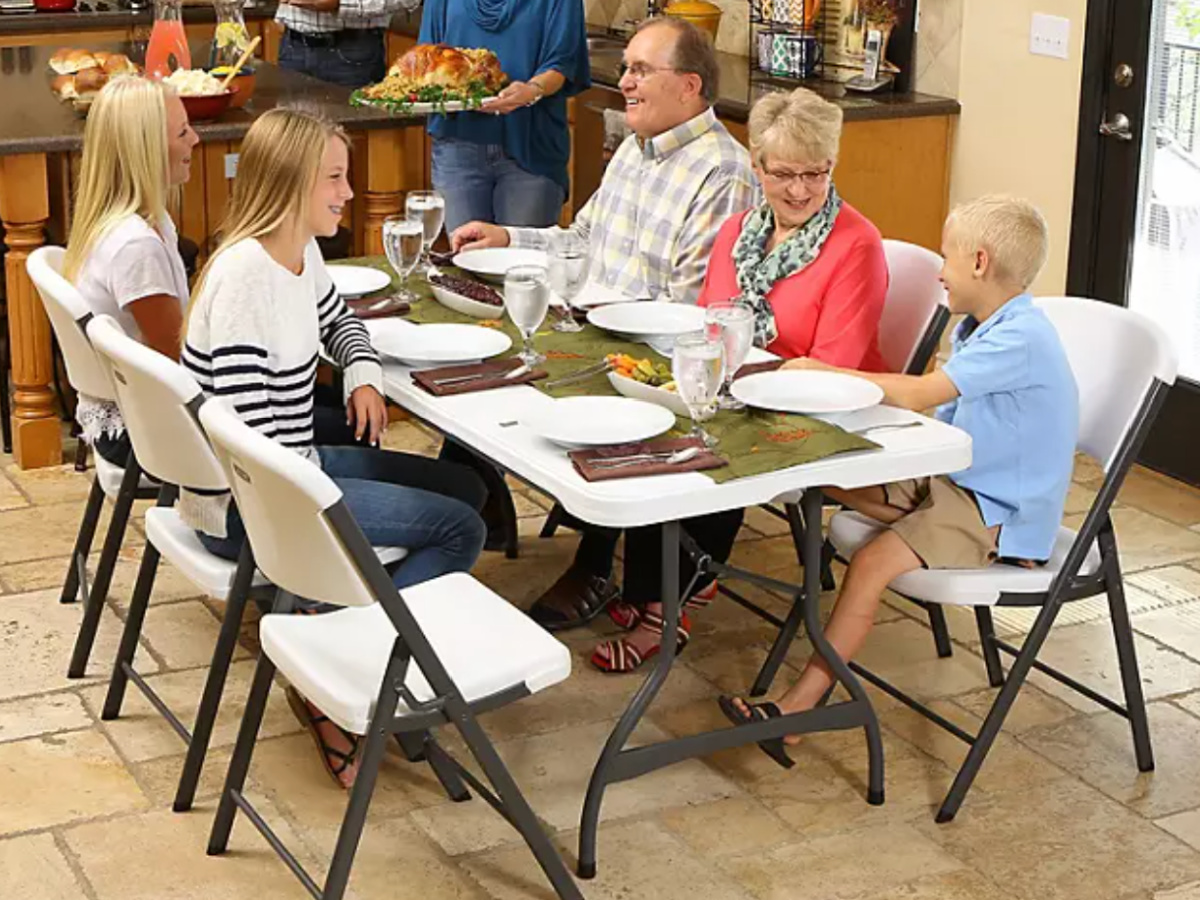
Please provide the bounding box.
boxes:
[935,293,1079,561]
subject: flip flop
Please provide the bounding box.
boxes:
[285,686,359,789]
[718,695,796,769]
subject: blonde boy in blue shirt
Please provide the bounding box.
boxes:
[722,196,1079,766]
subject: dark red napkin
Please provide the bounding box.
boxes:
[569,436,727,482]
[733,359,785,380]
[346,294,411,319]
[412,358,548,396]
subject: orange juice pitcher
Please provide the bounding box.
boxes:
[145,0,191,79]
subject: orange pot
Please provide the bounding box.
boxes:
[663,0,723,40]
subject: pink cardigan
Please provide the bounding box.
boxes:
[698,204,889,372]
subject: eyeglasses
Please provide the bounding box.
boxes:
[760,165,833,189]
[618,61,682,83]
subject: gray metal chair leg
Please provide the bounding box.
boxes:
[174,542,258,812]
[100,535,160,720]
[927,603,954,659]
[974,607,1006,686]
[750,588,806,698]
[395,731,471,802]
[785,502,835,592]
[67,452,143,679]
[539,501,566,539]
[60,477,105,604]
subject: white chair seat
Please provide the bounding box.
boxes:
[144,508,408,599]
[94,452,157,497]
[828,510,1103,607]
[260,571,572,734]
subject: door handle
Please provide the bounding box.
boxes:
[1099,113,1133,141]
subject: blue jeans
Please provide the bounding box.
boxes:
[199,445,487,589]
[278,28,386,89]
[431,138,565,233]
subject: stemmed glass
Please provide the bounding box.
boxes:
[504,265,551,366]
[705,300,754,409]
[672,331,726,448]
[547,233,587,333]
[382,215,424,302]
[404,190,445,276]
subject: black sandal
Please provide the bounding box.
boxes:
[285,686,359,788]
[718,695,796,769]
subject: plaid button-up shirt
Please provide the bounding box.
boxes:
[276,0,417,35]
[508,108,757,304]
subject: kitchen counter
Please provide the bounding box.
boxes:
[0,1,277,36]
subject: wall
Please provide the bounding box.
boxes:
[915,0,963,98]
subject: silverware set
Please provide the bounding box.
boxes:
[544,359,613,389]
[430,363,531,387]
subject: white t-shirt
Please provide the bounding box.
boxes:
[73,213,190,442]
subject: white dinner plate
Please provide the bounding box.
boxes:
[607,372,690,417]
[369,321,511,367]
[521,396,676,449]
[430,283,506,319]
[586,302,706,339]
[327,265,391,299]
[453,248,549,283]
[731,370,885,415]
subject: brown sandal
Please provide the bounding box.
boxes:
[591,609,691,673]
[285,686,359,789]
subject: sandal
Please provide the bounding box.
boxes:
[607,580,718,631]
[591,609,691,673]
[717,695,795,769]
[285,686,360,789]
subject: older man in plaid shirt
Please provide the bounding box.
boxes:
[449,18,757,628]
[451,16,757,304]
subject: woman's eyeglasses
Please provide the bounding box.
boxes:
[760,165,833,189]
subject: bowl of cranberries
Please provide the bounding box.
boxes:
[429,273,506,319]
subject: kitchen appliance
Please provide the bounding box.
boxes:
[846,27,894,92]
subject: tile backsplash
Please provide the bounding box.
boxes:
[583,0,964,98]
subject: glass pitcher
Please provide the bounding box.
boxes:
[145,0,191,79]
[209,0,253,70]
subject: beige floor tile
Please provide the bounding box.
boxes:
[740,504,794,538]
[1157,810,1200,853]
[0,547,205,606]
[947,683,1078,735]
[136,599,249,670]
[657,796,795,858]
[1063,507,1200,573]
[0,691,91,745]
[81,660,301,763]
[1117,467,1200,527]
[512,489,550,517]
[461,819,756,900]
[64,800,314,900]
[1022,702,1200,818]
[1158,884,1200,900]
[0,728,148,833]
[914,779,1200,900]
[1064,481,1099,516]
[683,643,803,697]
[720,823,967,900]
[3,463,93,506]
[1026,620,1200,712]
[0,588,156,699]
[0,471,29,513]
[1136,604,1200,663]
[857,869,1023,900]
[0,502,142,567]
[1130,566,1200,605]
[1074,454,1106,487]
[379,420,441,456]
[0,833,90,900]
[132,742,237,808]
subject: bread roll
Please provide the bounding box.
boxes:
[73,67,109,97]
[49,48,99,74]
[51,74,77,100]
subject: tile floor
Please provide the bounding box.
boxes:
[4,421,1200,900]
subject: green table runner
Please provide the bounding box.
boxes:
[349,256,878,483]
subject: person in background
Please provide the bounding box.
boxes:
[276,0,420,88]
[64,76,197,466]
[721,196,1078,767]
[420,0,591,232]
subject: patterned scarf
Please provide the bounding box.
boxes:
[465,0,520,32]
[731,184,843,347]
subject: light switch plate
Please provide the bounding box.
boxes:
[224,153,239,180]
[1030,13,1070,60]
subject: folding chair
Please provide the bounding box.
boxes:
[198,397,581,900]
[828,296,1177,821]
[86,314,407,812]
[25,247,159,678]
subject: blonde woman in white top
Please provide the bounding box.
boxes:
[64,76,198,466]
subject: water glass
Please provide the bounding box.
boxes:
[504,265,551,366]
[548,234,587,333]
[705,300,755,409]
[382,215,424,302]
[404,190,445,275]
[672,331,726,447]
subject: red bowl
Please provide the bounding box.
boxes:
[179,88,237,122]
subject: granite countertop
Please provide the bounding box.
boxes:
[0,41,416,155]
[0,1,277,35]
[387,13,959,124]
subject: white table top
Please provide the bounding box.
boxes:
[382,366,970,530]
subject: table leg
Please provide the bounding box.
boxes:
[0,153,60,468]
[577,519,681,879]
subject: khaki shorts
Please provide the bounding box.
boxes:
[885,476,997,570]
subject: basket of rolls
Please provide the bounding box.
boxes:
[49,48,140,114]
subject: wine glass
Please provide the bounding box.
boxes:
[504,265,551,366]
[705,300,754,409]
[672,331,726,448]
[404,190,445,275]
[548,233,587,333]
[382,215,424,302]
